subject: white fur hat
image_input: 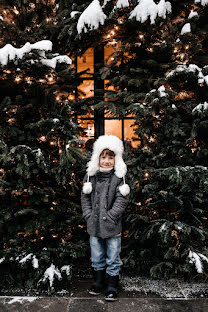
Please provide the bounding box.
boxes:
[82,135,130,196]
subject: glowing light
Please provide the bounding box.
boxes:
[110,30,115,36]
[185,45,189,50]
[39,136,46,142]
[13,7,19,15]
[115,26,119,30]
[139,34,144,40]
[50,140,56,146]
[8,118,16,124]
[15,76,21,82]
[144,171,150,179]
[56,96,60,101]
[25,77,32,84]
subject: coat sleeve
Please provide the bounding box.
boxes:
[81,174,92,221]
[107,179,129,222]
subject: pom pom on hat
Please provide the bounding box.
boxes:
[119,177,130,196]
[82,182,92,194]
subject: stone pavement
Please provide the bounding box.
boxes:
[0,279,208,312]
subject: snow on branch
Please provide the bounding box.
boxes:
[195,0,208,6]
[192,102,208,114]
[77,0,106,34]
[116,0,129,8]
[181,23,191,35]
[39,264,62,287]
[188,251,208,273]
[129,0,171,24]
[0,40,71,68]
[167,64,208,86]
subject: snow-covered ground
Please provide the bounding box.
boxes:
[121,276,208,299]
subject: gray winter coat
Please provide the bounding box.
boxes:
[81,170,128,239]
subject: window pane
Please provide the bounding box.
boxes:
[78,80,94,99]
[79,120,94,147]
[105,119,122,139]
[77,48,94,78]
[124,119,141,148]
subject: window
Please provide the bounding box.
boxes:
[76,47,140,148]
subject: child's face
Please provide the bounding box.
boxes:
[99,149,115,168]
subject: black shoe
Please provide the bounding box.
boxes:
[88,269,105,296]
[105,274,119,301]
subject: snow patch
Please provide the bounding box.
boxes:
[77,0,106,34]
[40,264,62,287]
[116,0,129,9]
[188,11,198,19]
[70,11,80,18]
[192,102,208,114]
[188,251,204,273]
[0,40,71,69]
[0,257,5,264]
[158,85,167,97]
[41,55,71,69]
[195,0,208,6]
[129,0,171,24]
[181,23,191,35]
[121,276,208,298]
[7,297,38,305]
[61,265,71,276]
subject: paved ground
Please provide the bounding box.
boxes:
[0,279,208,312]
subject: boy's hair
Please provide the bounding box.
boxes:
[100,149,115,157]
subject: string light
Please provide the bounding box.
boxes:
[15,76,21,83]
[13,7,19,15]
[144,171,150,179]
[50,140,56,146]
[39,136,46,142]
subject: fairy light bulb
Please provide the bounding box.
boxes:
[144,171,150,179]
[15,76,21,82]
[39,136,46,142]
[13,7,19,14]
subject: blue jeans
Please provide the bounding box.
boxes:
[89,236,123,276]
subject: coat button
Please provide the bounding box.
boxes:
[103,217,107,220]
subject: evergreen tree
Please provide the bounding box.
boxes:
[0,0,88,291]
[57,0,208,279]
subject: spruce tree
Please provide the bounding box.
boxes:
[57,0,208,279]
[0,0,87,291]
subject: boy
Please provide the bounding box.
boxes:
[81,135,130,301]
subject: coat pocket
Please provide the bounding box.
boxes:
[106,212,118,225]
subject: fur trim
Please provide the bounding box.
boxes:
[119,183,130,196]
[82,182,92,194]
[87,135,126,178]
